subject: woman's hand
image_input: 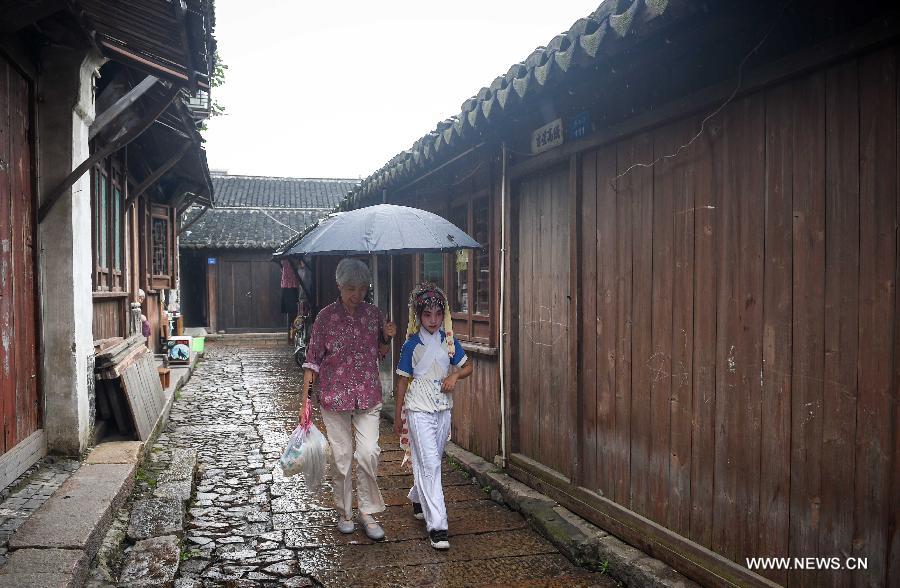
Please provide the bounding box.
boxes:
[441,373,459,393]
[393,416,403,436]
[383,320,397,339]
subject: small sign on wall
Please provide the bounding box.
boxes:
[207,257,217,265]
[570,111,590,140]
[531,118,563,154]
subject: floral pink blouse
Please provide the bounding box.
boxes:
[302,299,385,412]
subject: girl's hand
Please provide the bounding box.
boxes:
[393,417,403,436]
[441,374,459,393]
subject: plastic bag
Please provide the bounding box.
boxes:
[280,398,328,490]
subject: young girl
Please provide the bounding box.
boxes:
[394,283,473,550]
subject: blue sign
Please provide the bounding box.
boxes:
[207,257,217,265]
[571,111,590,140]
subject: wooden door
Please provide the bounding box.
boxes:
[513,165,574,478]
[216,256,284,332]
[0,57,40,457]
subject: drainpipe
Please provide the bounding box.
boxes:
[498,143,508,468]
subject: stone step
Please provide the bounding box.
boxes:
[0,548,89,588]
[1,442,141,587]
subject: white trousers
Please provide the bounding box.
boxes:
[406,409,451,532]
[321,404,385,520]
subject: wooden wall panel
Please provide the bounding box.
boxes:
[579,149,598,491]
[853,47,896,587]
[0,59,13,455]
[758,81,794,587]
[657,117,697,538]
[787,71,828,588]
[92,297,124,341]
[567,49,899,586]
[513,166,573,478]
[450,353,499,462]
[0,56,39,456]
[819,58,860,588]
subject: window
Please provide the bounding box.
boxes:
[152,217,169,276]
[90,156,126,291]
[450,204,468,313]
[472,196,490,315]
[419,253,444,289]
[149,204,175,290]
[420,192,492,344]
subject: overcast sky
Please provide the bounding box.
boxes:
[202,0,602,180]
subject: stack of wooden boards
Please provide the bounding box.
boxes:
[94,335,166,440]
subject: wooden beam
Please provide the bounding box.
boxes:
[89,75,159,140]
[124,140,191,208]
[38,83,181,223]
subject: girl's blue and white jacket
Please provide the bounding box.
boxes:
[396,329,467,413]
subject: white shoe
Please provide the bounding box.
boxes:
[336,518,355,534]
[359,513,385,541]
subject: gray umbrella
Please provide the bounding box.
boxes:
[284,204,480,256]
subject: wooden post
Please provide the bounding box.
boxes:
[206,254,217,333]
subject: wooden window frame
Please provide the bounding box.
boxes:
[413,189,493,346]
[149,203,175,291]
[90,154,127,292]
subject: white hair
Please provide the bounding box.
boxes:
[335,258,371,287]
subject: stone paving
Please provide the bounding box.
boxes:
[95,342,618,587]
[0,456,80,567]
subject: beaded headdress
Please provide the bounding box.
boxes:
[407,282,454,357]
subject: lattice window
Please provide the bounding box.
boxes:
[152,217,169,276]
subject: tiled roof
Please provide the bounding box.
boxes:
[179,208,331,249]
[211,174,358,209]
[343,0,673,208]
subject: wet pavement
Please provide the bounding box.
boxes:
[109,342,617,587]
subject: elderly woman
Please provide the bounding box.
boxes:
[300,258,396,541]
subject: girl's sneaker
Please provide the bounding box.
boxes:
[412,502,425,520]
[429,529,450,550]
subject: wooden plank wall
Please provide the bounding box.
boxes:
[92,297,124,340]
[450,353,499,461]
[573,48,899,586]
[514,165,575,479]
[0,56,40,458]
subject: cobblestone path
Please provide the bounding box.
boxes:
[130,342,616,587]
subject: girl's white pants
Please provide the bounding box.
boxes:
[406,409,451,532]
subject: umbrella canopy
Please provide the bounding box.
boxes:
[283,204,480,256]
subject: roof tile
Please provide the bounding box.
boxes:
[210,174,357,209]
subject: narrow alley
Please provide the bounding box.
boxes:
[109,341,616,587]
